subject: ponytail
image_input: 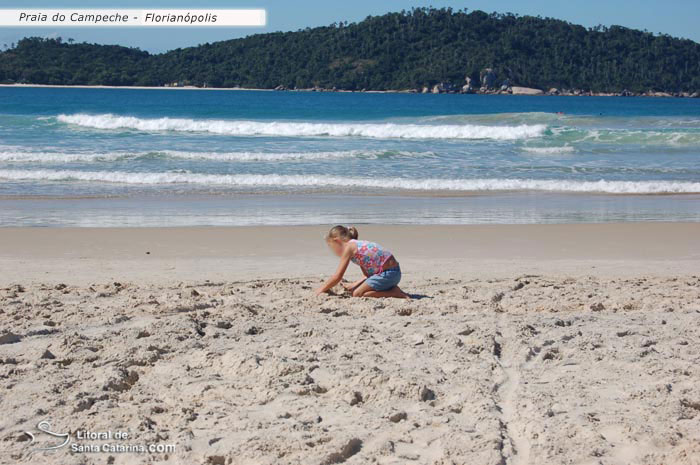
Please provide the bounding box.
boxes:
[326,225,359,241]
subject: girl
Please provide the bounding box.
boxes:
[315,225,410,299]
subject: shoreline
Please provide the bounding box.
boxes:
[1,83,696,98]
[3,192,700,227]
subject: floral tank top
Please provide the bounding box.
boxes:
[350,239,393,275]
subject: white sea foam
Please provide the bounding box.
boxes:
[521,146,576,155]
[0,151,125,163]
[1,169,699,194]
[158,149,431,161]
[0,149,417,163]
[56,113,547,140]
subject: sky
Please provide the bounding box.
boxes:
[2,0,700,53]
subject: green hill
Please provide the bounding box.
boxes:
[2,7,700,93]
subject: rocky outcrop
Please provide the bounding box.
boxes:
[278,82,698,98]
[510,86,544,95]
[461,76,475,94]
[479,68,498,89]
[432,82,458,94]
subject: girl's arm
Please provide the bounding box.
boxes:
[342,277,366,291]
[315,247,353,295]
[341,262,370,291]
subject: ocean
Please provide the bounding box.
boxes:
[1,87,699,226]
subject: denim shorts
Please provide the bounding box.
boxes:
[365,266,401,291]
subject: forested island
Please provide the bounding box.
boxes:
[2,7,700,96]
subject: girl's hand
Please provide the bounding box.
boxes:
[316,246,354,297]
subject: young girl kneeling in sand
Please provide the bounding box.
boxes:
[315,225,409,299]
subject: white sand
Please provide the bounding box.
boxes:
[1,224,699,464]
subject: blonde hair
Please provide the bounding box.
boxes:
[326,225,359,241]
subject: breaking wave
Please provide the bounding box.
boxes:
[521,146,576,155]
[56,113,547,140]
[1,169,699,194]
[53,113,700,146]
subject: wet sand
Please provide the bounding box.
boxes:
[1,223,698,285]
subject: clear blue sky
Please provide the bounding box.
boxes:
[2,0,699,52]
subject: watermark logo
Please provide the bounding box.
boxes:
[25,420,70,451]
[23,419,176,455]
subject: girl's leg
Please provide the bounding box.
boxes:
[352,282,410,299]
[363,286,411,299]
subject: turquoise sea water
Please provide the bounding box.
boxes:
[1,87,699,226]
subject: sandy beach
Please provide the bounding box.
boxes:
[1,224,700,465]
[3,3,700,464]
